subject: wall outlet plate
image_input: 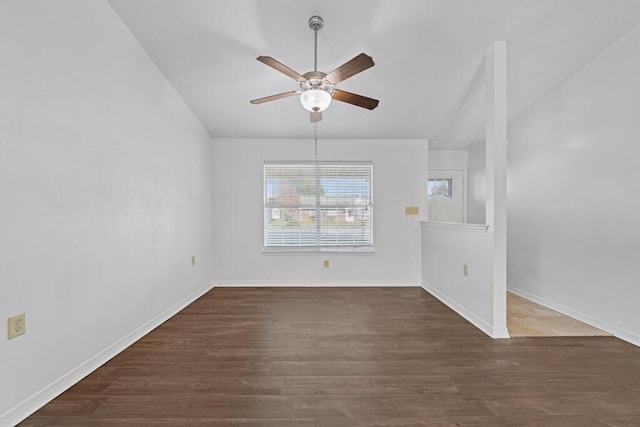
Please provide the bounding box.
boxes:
[323,260,330,268]
[8,313,26,340]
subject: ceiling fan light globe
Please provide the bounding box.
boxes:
[300,89,331,112]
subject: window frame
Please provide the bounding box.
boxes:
[428,178,454,200]
[263,161,374,253]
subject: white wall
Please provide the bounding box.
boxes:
[421,42,508,339]
[467,142,486,224]
[508,25,640,346]
[421,222,495,335]
[0,1,215,423]
[428,150,468,170]
[213,138,428,286]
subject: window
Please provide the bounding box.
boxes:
[264,161,373,251]
[428,178,453,199]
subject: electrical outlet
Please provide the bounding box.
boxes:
[323,260,330,268]
[191,256,196,266]
[463,264,469,277]
[8,313,26,340]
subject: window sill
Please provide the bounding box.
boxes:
[263,247,375,254]
[420,221,489,233]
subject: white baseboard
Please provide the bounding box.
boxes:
[0,282,215,427]
[214,280,419,287]
[508,287,640,348]
[491,325,510,339]
[421,282,508,339]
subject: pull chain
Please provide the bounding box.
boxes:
[314,122,318,161]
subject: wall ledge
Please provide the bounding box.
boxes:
[420,221,489,233]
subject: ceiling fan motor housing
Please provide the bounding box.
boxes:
[300,71,331,91]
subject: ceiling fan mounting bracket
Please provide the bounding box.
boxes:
[308,16,324,32]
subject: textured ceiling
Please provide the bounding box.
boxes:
[108,0,640,142]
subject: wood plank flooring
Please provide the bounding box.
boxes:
[508,292,611,337]
[22,287,640,426]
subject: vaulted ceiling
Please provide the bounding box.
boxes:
[108,0,640,142]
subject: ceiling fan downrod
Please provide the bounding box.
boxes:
[308,16,324,72]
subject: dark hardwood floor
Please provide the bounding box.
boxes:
[22,287,640,426]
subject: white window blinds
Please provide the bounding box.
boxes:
[264,161,374,251]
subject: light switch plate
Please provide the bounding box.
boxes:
[405,206,419,215]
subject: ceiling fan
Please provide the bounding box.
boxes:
[250,16,379,123]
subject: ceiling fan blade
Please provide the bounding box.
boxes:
[250,91,299,105]
[310,111,322,123]
[332,89,379,110]
[325,53,374,84]
[257,56,307,82]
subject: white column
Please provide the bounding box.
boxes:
[485,41,509,338]
[421,139,430,221]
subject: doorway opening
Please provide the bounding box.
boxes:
[428,169,465,223]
